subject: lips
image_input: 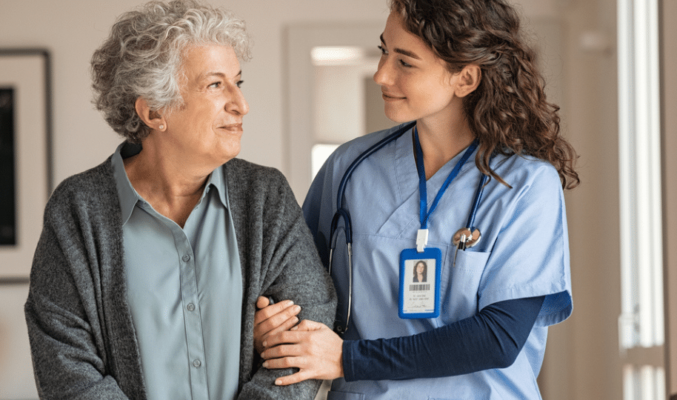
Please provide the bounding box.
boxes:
[219,123,243,132]
[382,92,405,101]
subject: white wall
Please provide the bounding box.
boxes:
[314,63,377,144]
[0,285,33,399]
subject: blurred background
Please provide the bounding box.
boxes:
[0,0,676,399]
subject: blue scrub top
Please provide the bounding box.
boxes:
[303,123,573,400]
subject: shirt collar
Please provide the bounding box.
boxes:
[111,142,230,226]
[207,164,228,209]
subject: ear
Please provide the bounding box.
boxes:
[135,97,166,131]
[454,64,481,98]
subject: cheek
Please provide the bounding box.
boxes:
[418,81,454,108]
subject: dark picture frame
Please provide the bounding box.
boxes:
[0,49,52,283]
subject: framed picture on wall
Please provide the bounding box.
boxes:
[0,49,52,283]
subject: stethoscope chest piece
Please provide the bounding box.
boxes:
[452,227,481,267]
[452,227,481,250]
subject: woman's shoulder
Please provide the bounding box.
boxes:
[47,157,117,213]
[224,158,288,188]
[487,153,564,209]
[493,153,561,188]
[223,158,297,208]
[41,157,119,249]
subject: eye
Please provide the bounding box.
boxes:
[208,81,222,89]
[236,80,244,88]
[378,45,388,55]
[399,59,412,68]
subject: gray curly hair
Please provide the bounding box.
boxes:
[91,0,251,143]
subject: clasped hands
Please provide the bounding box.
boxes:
[253,296,344,385]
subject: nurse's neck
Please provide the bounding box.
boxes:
[415,116,475,180]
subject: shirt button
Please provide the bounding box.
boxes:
[187,303,195,312]
[182,254,191,262]
[193,359,202,368]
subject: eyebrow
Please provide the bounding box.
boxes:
[199,70,242,80]
[380,34,421,60]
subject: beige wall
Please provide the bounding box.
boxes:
[662,0,677,396]
[0,0,631,398]
[557,0,623,397]
[530,0,623,399]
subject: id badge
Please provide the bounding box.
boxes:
[398,247,442,319]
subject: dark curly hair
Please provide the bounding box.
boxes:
[413,260,427,282]
[390,0,579,189]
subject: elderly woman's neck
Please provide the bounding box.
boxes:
[123,143,212,227]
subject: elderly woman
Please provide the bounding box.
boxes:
[24,1,335,399]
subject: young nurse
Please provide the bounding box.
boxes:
[255,0,578,398]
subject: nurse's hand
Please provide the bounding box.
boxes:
[261,320,344,385]
[254,296,301,355]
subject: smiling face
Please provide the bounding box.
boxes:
[162,44,248,168]
[416,262,425,274]
[373,11,462,125]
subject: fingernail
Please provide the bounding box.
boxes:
[294,305,301,313]
[262,361,268,368]
[287,300,294,306]
[260,351,265,358]
[291,326,298,331]
[275,379,282,385]
[262,341,267,348]
[293,317,299,324]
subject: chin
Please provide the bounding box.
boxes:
[216,142,241,162]
[219,152,240,164]
[384,109,412,124]
[383,103,417,124]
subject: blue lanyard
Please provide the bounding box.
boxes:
[413,127,478,230]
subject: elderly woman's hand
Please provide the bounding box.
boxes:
[260,320,344,385]
[253,297,301,355]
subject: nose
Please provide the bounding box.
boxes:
[226,86,249,116]
[373,56,392,87]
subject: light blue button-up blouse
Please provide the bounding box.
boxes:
[112,143,243,400]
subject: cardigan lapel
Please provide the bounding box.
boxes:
[98,158,147,399]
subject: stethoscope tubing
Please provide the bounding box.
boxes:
[329,121,415,333]
[467,173,488,230]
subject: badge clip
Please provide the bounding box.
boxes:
[416,229,429,253]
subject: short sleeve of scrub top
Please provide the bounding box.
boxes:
[475,156,572,327]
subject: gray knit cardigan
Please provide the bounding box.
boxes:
[25,156,337,400]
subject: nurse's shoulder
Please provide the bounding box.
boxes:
[324,123,411,173]
[490,152,565,205]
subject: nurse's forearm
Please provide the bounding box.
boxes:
[342,295,545,381]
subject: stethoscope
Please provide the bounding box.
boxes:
[328,122,489,334]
